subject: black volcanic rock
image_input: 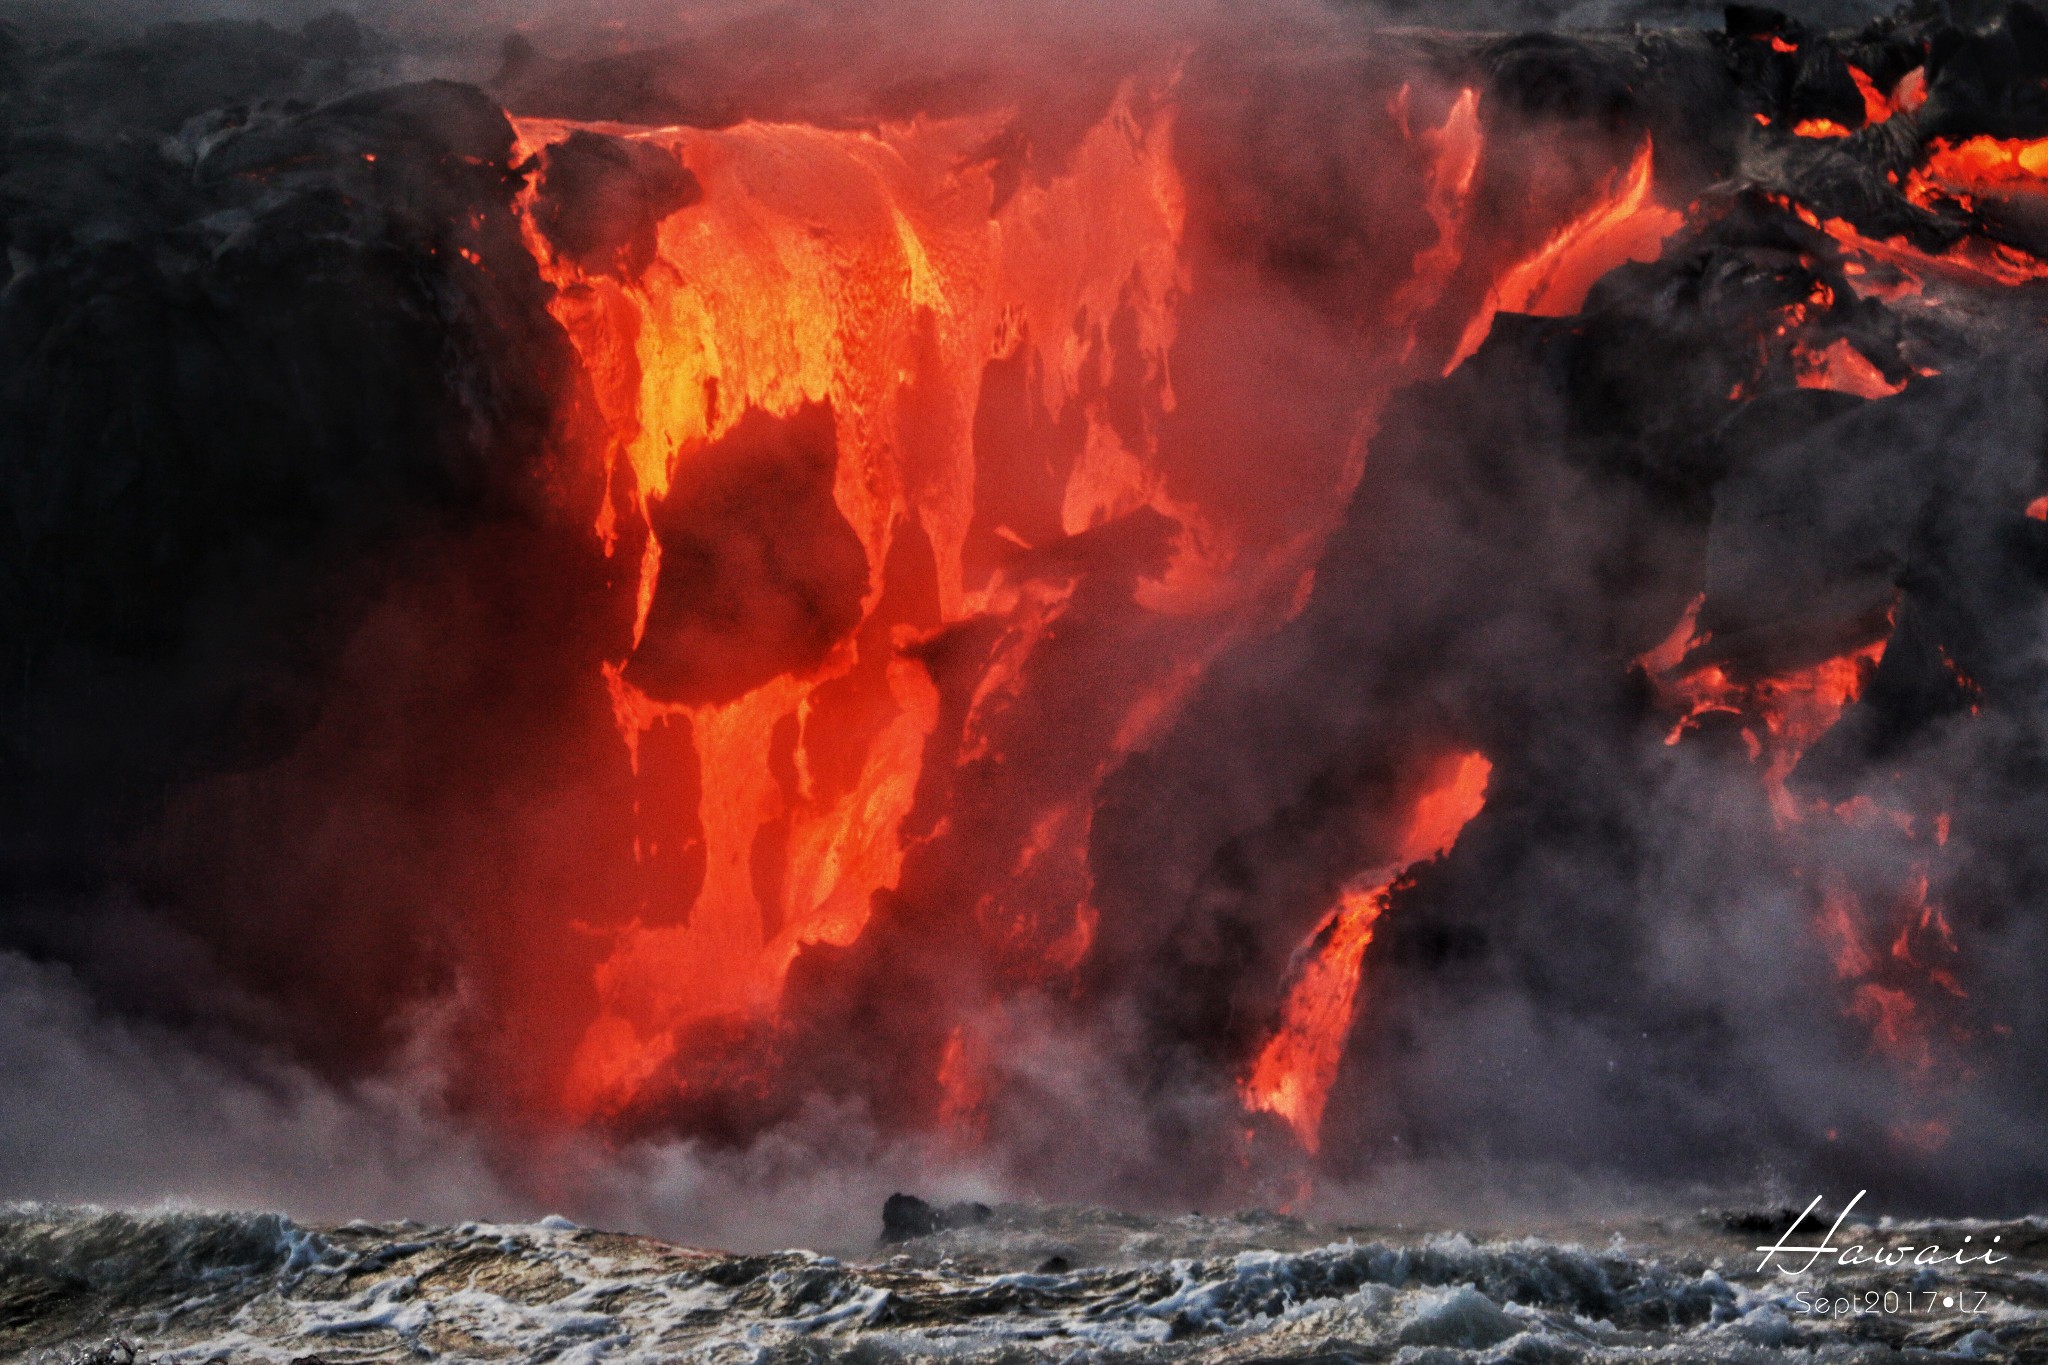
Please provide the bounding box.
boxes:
[532,129,701,280]
[0,17,602,1015]
[627,402,869,708]
[881,1193,994,1243]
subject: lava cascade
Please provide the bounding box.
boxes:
[492,23,2041,1177]
[1241,752,1493,1153]
[507,72,1680,1138]
[8,0,2048,1218]
[1443,139,1682,375]
[516,88,1194,1116]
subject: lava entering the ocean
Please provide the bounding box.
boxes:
[505,65,1688,1146]
[14,0,2048,1218]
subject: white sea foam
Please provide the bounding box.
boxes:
[3,1204,2035,1361]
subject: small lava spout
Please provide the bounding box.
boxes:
[1794,337,1905,398]
[936,1025,992,1144]
[1443,138,1682,375]
[1390,87,1483,363]
[1241,752,1492,1152]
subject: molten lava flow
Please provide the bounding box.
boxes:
[1643,596,1971,1119]
[1241,752,1492,1152]
[936,1025,991,1143]
[1390,87,1483,362]
[1849,67,1888,124]
[1847,64,1925,126]
[507,74,1765,1136]
[1242,886,1386,1154]
[1912,134,2048,199]
[1877,136,2048,290]
[1794,337,1906,397]
[1770,194,2048,302]
[518,89,1192,1118]
[1640,594,1893,823]
[1444,139,1683,374]
[1819,853,1967,1090]
[1832,213,2048,286]
[1794,118,1853,139]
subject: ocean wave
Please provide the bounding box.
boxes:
[3,1203,2037,1362]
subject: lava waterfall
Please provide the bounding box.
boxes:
[4,0,2048,1215]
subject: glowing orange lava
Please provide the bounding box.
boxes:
[506,78,1766,1135]
[1794,337,1906,397]
[1847,64,1925,126]
[1241,752,1492,1152]
[1444,139,1683,374]
[1777,196,2048,296]
[518,89,1192,1117]
[1642,592,1970,1116]
[1640,594,1892,822]
[1821,858,1966,1082]
[1914,134,2048,196]
[936,1025,991,1142]
[1391,87,1483,363]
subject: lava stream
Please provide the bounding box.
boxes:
[1442,138,1682,375]
[1639,593,1892,824]
[1241,751,1493,1152]
[517,88,1190,1117]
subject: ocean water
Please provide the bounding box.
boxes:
[4,1201,2041,1362]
